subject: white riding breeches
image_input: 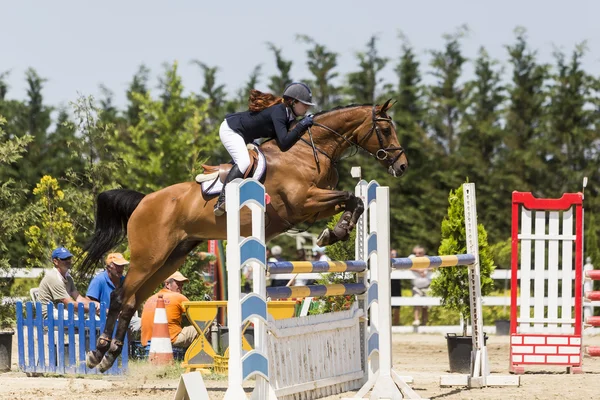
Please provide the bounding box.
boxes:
[219,120,251,174]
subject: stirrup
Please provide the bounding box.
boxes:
[214,197,226,216]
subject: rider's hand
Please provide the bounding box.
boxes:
[298,115,314,128]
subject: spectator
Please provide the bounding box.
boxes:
[38,247,96,319]
[86,252,141,334]
[410,245,432,326]
[312,246,330,262]
[140,271,198,349]
[296,248,307,261]
[390,249,402,325]
[268,245,290,287]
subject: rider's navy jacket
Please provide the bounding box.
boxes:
[225,103,308,151]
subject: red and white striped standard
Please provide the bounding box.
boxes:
[509,191,584,374]
[149,294,174,365]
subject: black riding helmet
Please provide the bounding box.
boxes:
[283,82,316,106]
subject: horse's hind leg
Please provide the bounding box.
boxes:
[86,286,125,369]
[98,240,201,372]
[87,237,179,370]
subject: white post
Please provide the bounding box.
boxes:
[355,180,369,385]
[251,193,268,399]
[224,180,246,399]
[462,182,488,386]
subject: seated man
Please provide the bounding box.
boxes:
[38,247,96,319]
[140,271,198,349]
[86,252,141,334]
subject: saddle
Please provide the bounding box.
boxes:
[196,144,261,184]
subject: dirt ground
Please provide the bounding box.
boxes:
[3,333,600,400]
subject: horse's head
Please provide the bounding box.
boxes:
[359,99,408,177]
[309,100,408,177]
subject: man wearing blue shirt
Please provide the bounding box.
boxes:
[87,252,141,333]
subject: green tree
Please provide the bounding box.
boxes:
[58,95,125,244]
[25,175,82,268]
[544,44,595,195]
[0,116,32,270]
[500,27,549,193]
[345,36,388,104]
[5,69,53,186]
[41,109,85,180]
[0,71,9,101]
[458,48,507,243]
[386,38,444,255]
[427,27,468,156]
[0,115,32,327]
[266,43,292,95]
[296,35,340,110]
[113,62,215,192]
[226,64,262,114]
[126,64,150,126]
[191,60,227,123]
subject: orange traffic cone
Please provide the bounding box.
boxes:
[149,294,174,365]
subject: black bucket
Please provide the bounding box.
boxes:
[495,319,510,336]
[0,331,14,372]
[445,333,488,373]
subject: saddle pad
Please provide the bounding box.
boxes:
[200,147,267,196]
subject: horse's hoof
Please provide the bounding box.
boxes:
[98,355,115,373]
[86,351,100,369]
[317,229,331,246]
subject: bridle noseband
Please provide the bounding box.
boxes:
[300,105,405,167]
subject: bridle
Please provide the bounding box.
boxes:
[300,105,405,168]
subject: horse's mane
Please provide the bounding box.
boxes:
[313,103,373,117]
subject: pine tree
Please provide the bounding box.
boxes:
[0,71,9,101]
[191,60,227,123]
[225,65,262,114]
[387,39,444,254]
[345,36,388,104]
[296,35,340,110]
[427,27,468,156]
[41,109,85,179]
[458,48,507,243]
[544,44,595,195]
[11,69,53,185]
[501,27,549,193]
[126,64,150,126]
[266,43,292,95]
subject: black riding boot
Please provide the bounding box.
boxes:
[213,164,245,216]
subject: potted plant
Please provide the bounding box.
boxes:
[429,184,495,373]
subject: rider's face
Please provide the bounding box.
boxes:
[293,102,311,117]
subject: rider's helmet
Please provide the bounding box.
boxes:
[283,82,316,106]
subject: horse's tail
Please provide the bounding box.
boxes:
[78,189,146,278]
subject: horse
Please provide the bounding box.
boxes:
[79,99,408,372]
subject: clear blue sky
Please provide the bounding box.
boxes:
[2,0,599,109]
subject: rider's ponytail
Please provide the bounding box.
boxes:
[248,89,284,112]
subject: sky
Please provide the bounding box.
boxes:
[2,0,599,110]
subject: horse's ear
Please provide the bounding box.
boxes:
[380,99,395,113]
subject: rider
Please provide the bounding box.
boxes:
[213,82,316,216]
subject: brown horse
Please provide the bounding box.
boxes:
[79,100,408,372]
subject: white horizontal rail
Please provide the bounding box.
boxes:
[392,296,579,307]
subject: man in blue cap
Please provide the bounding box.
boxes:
[86,252,141,334]
[38,246,96,319]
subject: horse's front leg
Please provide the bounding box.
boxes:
[303,187,364,246]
